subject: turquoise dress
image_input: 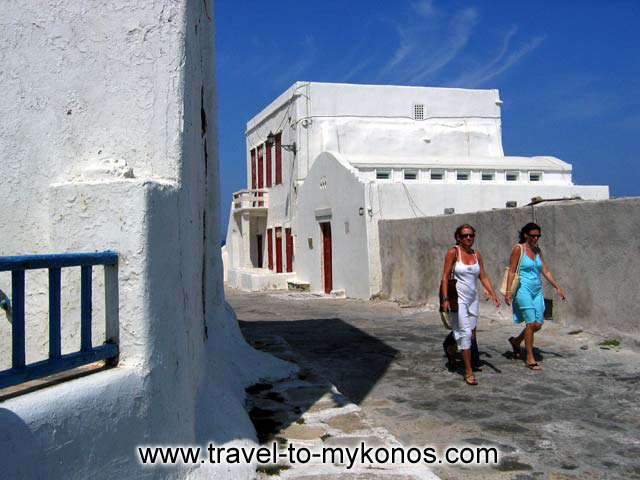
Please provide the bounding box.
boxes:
[513,251,545,324]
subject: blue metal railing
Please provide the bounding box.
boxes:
[0,252,119,389]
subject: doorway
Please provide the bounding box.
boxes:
[320,222,332,294]
[256,234,263,268]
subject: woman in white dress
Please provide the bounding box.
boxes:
[440,224,500,385]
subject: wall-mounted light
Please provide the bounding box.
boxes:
[266,131,297,155]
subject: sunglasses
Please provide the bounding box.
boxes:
[527,234,542,238]
[460,233,475,239]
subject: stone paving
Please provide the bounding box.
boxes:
[229,288,640,480]
[244,335,438,479]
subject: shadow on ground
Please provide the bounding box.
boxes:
[240,318,398,443]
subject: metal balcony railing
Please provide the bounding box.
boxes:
[0,252,119,390]
[232,189,269,211]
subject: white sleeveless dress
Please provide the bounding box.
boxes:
[451,247,480,350]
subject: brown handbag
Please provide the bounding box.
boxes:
[439,247,459,313]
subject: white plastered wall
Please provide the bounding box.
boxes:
[295,152,370,298]
[0,2,293,479]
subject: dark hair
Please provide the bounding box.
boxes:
[519,222,541,244]
[454,224,476,245]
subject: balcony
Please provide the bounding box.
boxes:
[233,189,269,215]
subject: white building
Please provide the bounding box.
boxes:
[223,81,609,299]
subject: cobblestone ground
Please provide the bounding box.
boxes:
[228,289,640,480]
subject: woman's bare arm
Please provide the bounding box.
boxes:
[477,252,500,307]
[440,248,457,300]
[504,245,521,305]
[540,254,567,300]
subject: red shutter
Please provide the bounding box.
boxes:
[250,148,256,189]
[267,229,273,270]
[257,145,264,189]
[285,228,293,273]
[275,132,282,185]
[265,143,272,187]
[275,227,283,273]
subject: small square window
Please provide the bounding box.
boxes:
[404,170,417,180]
[457,171,470,181]
[482,171,495,181]
[413,104,424,120]
[529,172,542,182]
[430,170,444,180]
[376,170,391,180]
[506,171,519,182]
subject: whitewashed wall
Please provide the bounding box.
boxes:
[295,152,370,298]
[0,2,292,479]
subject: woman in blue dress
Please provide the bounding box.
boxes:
[504,223,566,370]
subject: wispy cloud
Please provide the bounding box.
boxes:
[405,8,479,83]
[411,0,437,18]
[452,29,545,87]
[274,35,316,85]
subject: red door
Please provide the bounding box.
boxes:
[250,148,256,189]
[257,145,264,189]
[265,143,272,187]
[320,222,332,294]
[267,229,273,270]
[285,228,293,273]
[275,227,283,273]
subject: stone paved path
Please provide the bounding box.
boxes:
[229,288,640,480]
[244,335,438,479]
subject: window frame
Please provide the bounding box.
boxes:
[430,169,445,181]
[376,169,392,181]
[529,171,543,182]
[481,171,495,182]
[505,171,519,182]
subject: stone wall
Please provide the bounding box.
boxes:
[379,198,640,341]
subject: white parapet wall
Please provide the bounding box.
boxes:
[0,2,293,479]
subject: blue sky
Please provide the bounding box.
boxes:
[216,0,640,230]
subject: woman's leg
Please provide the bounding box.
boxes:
[462,348,474,381]
[452,307,477,383]
[525,322,543,368]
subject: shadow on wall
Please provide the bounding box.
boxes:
[0,408,58,479]
[239,317,398,438]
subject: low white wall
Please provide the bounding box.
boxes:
[295,152,371,298]
[379,198,640,342]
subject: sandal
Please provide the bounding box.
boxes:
[526,362,543,371]
[465,374,478,385]
[508,337,521,358]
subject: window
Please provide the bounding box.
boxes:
[457,170,470,181]
[413,104,424,120]
[506,171,519,182]
[430,169,444,180]
[529,171,542,182]
[404,170,418,180]
[481,171,495,181]
[376,169,391,180]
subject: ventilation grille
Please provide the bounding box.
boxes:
[413,104,424,120]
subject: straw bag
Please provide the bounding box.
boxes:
[499,244,524,296]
